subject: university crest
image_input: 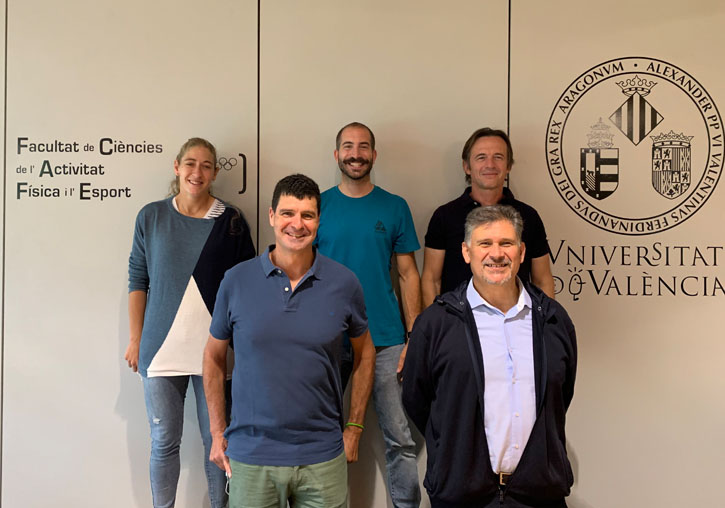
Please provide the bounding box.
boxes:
[546,57,723,235]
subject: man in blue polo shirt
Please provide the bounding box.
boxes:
[316,122,422,508]
[203,174,375,507]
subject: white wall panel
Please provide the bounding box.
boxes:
[259,2,509,506]
[2,1,257,506]
[510,2,725,506]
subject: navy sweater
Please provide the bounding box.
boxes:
[128,197,255,376]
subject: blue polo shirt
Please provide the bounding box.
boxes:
[316,186,420,346]
[210,246,368,466]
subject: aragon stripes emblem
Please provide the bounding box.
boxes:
[609,75,663,146]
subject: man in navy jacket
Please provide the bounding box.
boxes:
[403,205,577,508]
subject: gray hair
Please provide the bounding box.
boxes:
[464,205,524,245]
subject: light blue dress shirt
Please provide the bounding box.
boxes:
[467,279,536,474]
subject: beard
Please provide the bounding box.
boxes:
[338,157,373,180]
[483,272,512,286]
[481,259,513,286]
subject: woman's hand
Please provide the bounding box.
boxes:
[126,291,147,373]
[124,340,140,372]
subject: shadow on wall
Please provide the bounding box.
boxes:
[113,288,213,508]
[346,391,430,508]
[113,287,153,507]
[566,440,594,508]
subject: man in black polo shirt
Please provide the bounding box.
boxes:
[421,128,555,307]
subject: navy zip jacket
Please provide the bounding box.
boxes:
[402,281,577,507]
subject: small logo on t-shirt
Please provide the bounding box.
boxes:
[375,220,387,233]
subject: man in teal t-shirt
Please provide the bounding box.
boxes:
[316,122,422,508]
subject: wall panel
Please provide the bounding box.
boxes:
[2,1,257,506]
[259,2,509,506]
[0,0,6,463]
[510,2,725,506]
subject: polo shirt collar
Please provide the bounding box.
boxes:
[461,186,478,206]
[499,186,516,204]
[462,186,516,207]
[261,245,322,280]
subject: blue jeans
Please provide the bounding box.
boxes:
[143,375,228,508]
[342,343,421,508]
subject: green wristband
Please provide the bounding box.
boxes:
[345,422,365,431]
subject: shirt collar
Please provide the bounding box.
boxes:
[462,186,516,207]
[461,187,480,207]
[499,186,516,204]
[260,245,322,280]
[466,277,531,316]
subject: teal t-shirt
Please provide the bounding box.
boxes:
[317,186,420,346]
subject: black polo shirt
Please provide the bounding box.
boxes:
[424,187,550,294]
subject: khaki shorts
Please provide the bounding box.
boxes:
[229,451,347,508]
